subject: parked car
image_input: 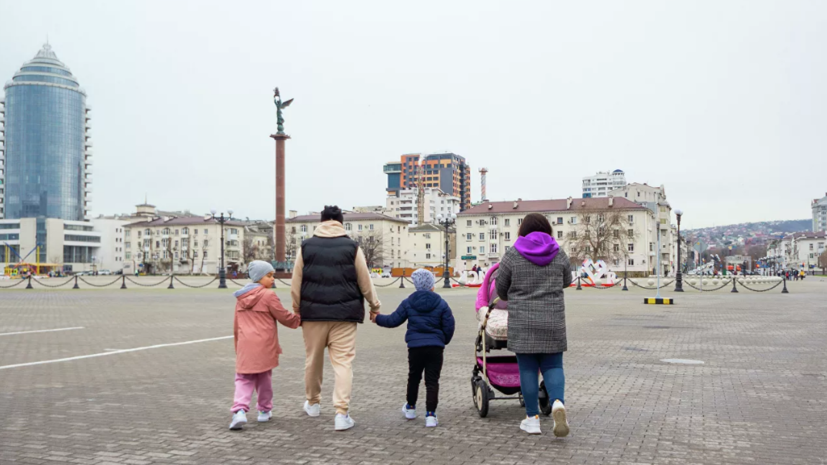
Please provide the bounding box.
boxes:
[99,270,112,276]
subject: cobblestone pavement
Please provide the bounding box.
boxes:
[1,278,826,464]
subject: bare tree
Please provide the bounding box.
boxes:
[285,229,296,262]
[568,210,634,264]
[354,231,384,268]
[243,236,259,264]
[819,250,827,274]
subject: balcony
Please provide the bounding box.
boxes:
[84,140,92,148]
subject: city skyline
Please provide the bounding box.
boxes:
[1,1,826,229]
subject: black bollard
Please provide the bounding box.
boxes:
[576,276,582,290]
[399,274,405,289]
[781,276,789,294]
[120,275,127,289]
[168,275,174,289]
[731,276,738,293]
[26,275,33,289]
[73,275,80,289]
[622,276,628,291]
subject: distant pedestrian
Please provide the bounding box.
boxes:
[228,261,301,431]
[374,269,455,428]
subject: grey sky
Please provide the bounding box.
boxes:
[2,0,825,229]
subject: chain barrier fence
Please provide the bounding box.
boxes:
[374,277,402,288]
[734,279,784,293]
[626,279,676,290]
[175,277,219,289]
[0,278,28,289]
[125,276,171,287]
[683,279,732,292]
[79,277,123,288]
[30,277,76,288]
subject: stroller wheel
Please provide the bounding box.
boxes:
[539,381,552,416]
[474,379,490,418]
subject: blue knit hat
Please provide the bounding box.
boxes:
[411,268,436,291]
[248,260,275,283]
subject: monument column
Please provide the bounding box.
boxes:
[270,87,293,272]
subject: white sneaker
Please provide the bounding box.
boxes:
[425,415,438,427]
[257,410,271,422]
[402,403,416,420]
[229,410,247,430]
[552,400,570,437]
[334,413,355,431]
[520,415,541,435]
[303,401,320,417]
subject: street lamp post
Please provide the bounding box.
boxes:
[210,209,234,289]
[437,214,455,289]
[674,209,684,292]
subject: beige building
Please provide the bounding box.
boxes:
[408,223,457,269]
[456,197,671,276]
[286,212,410,268]
[123,215,245,275]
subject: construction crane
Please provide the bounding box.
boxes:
[479,167,488,201]
[416,162,425,226]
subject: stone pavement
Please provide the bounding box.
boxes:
[1,278,826,464]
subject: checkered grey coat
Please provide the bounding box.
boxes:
[496,247,573,354]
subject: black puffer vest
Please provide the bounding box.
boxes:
[299,235,365,323]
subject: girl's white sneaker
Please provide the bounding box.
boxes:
[425,415,438,427]
[520,415,541,434]
[402,403,416,419]
[552,400,570,437]
[257,410,271,422]
[303,401,320,417]
[229,410,247,430]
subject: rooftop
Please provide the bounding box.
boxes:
[458,197,649,216]
[126,216,246,227]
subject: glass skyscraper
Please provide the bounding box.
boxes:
[0,43,92,222]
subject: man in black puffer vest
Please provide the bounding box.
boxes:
[290,206,381,431]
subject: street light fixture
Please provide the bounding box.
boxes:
[209,210,234,289]
[674,209,684,292]
[437,213,456,289]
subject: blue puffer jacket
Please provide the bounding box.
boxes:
[375,290,455,348]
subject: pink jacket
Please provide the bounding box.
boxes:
[475,263,504,311]
[234,285,301,374]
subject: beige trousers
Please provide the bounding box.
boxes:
[302,321,357,415]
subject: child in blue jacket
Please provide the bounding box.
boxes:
[374,269,455,427]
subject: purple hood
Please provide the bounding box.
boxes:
[514,232,560,266]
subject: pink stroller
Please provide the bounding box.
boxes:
[472,264,553,417]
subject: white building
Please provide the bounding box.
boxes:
[386,187,461,226]
[783,231,826,270]
[582,169,626,198]
[408,223,456,269]
[90,217,130,273]
[456,197,670,276]
[1,217,102,274]
[812,193,827,233]
[286,212,410,268]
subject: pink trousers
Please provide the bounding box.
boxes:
[231,370,273,413]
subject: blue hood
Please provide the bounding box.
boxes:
[407,290,443,313]
[233,283,261,298]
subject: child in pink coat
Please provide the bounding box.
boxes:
[229,261,301,430]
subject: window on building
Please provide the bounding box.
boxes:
[345,223,352,231]
[557,217,563,225]
[467,247,472,254]
[614,244,620,252]
[426,253,431,259]
[369,224,374,230]
[125,230,131,238]
[505,232,511,241]
[491,217,498,226]
[204,240,209,247]
[557,231,562,239]
[627,229,634,237]
[301,225,308,233]
[571,217,577,225]
[204,251,208,258]
[649,242,654,251]
[628,258,635,265]
[467,220,472,227]
[194,229,198,235]
[491,243,498,254]
[479,232,485,241]
[570,231,577,239]
[358,224,363,231]
[204,229,208,235]
[627,215,634,223]
[517,218,523,225]
[467,233,472,241]
[155,241,160,248]
[145,229,151,236]
[628,244,634,252]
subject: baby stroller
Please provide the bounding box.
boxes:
[471,264,553,417]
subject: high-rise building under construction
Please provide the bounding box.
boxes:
[383,152,471,211]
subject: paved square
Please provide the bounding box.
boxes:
[1,277,826,464]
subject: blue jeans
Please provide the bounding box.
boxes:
[516,352,564,417]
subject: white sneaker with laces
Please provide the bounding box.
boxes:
[229,410,247,430]
[425,415,438,427]
[334,413,355,431]
[520,415,541,435]
[402,403,416,420]
[257,410,271,422]
[552,400,570,437]
[303,401,320,417]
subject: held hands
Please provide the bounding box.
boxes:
[369,312,378,323]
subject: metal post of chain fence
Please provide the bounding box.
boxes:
[121,275,127,289]
[782,276,789,294]
[168,275,174,289]
[25,275,33,289]
[731,276,738,293]
[73,275,79,289]
[576,276,582,290]
[399,271,405,288]
[622,275,628,291]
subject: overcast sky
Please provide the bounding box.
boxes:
[2,0,825,229]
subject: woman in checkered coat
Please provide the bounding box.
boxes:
[496,213,573,437]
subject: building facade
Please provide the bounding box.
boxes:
[408,223,456,269]
[1,44,92,222]
[582,170,626,198]
[89,217,129,273]
[782,231,826,270]
[456,197,670,276]
[383,152,471,211]
[286,212,410,268]
[385,187,461,226]
[1,217,102,273]
[812,194,827,233]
